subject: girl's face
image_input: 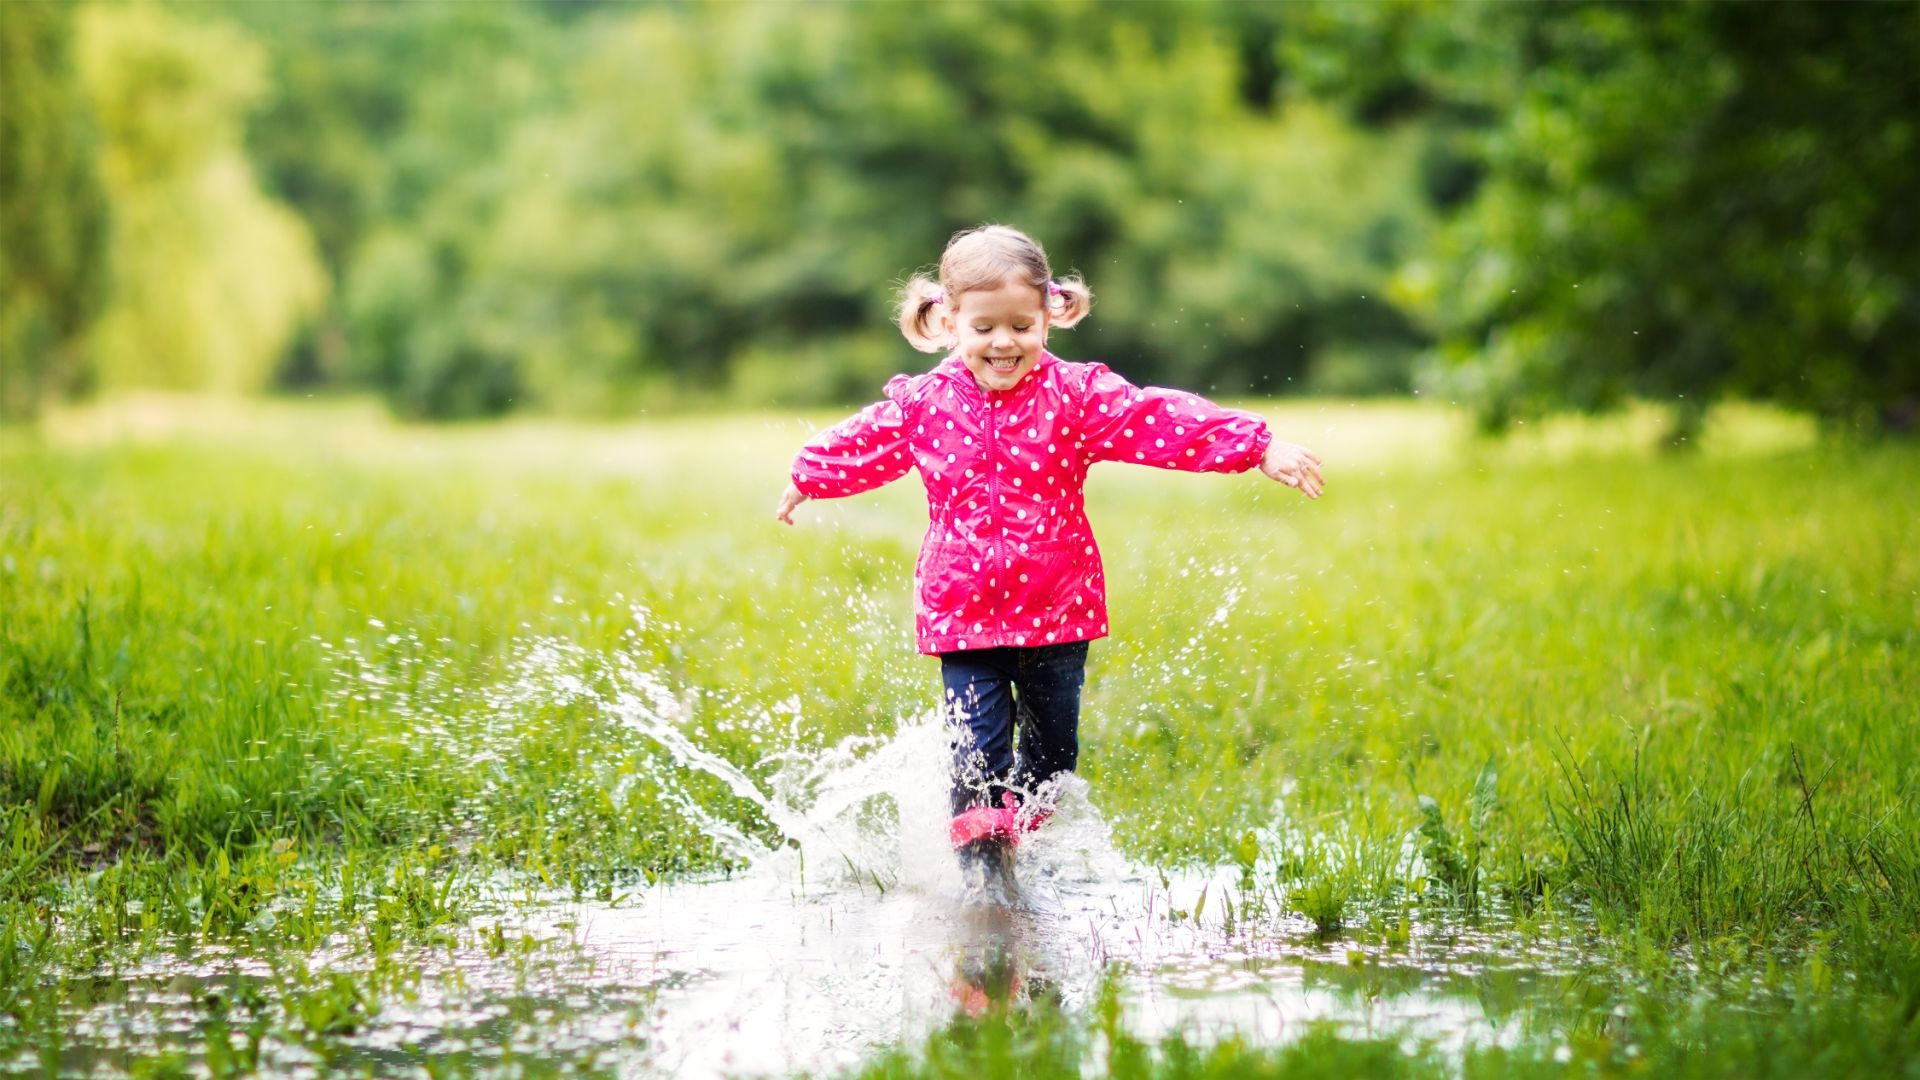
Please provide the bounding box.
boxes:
[947,276,1049,393]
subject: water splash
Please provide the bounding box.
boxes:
[30,608,1635,1077]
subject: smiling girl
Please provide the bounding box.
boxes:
[775,224,1323,877]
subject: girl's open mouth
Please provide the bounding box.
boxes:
[986,356,1022,372]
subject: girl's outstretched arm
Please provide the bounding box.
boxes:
[1075,363,1322,497]
[780,377,915,523]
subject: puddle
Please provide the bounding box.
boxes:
[25,610,1627,1076]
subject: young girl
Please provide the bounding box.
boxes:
[775,225,1323,869]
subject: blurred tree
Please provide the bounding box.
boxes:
[74,3,325,394]
[230,0,558,403]
[410,0,1435,413]
[135,0,1439,415]
[0,1,109,419]
[1366,2,1920,435]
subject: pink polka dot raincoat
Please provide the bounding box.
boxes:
[791,351,1273,655]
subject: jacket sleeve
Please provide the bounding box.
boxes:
[1075,363,1272,473]
[790,375,915,499]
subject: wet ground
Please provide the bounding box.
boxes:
[35,829,1621,1078]
[23,621,1628,1076]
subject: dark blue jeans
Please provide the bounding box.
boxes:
[940,641,1090,816]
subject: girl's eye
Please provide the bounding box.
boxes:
[1013,325,1031,332]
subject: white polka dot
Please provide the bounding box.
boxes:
[1155,438,1165,448]
[1123,428,1133,437]
[1175,426,1185,435]
[1145,416,1155,426]
[1019,574,1029,583]
[1030,461,1039,471]
[946,453,956,463]
[1027,428,1037,438]
[1084,546,1093,555]
[946,420,955,429]
[1136,452,1145,460]
[1185,449,1195,457]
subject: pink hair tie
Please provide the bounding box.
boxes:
[929,292,945,307]
[1047,281,1062,297]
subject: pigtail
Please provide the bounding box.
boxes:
[896,274,949,353]
[1047,274,1094,329]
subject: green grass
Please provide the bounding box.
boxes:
[2,393,1917,1074]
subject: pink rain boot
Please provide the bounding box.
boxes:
[948,793,1052,850]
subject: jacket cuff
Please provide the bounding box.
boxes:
[1243,424,1274,473]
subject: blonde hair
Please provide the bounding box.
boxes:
[896,224,1093,353]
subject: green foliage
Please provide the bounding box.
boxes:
[1412,754,1496,911]
[1383,3,1920,434]
[0,1,109,419]
[223,1,1435,415]
[6,0,1916,429]
[72,3,326,394]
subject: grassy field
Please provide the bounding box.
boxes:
[2,394,1917,1075]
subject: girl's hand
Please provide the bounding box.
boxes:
[1259,441,1324,499]
[774,483,809,525]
